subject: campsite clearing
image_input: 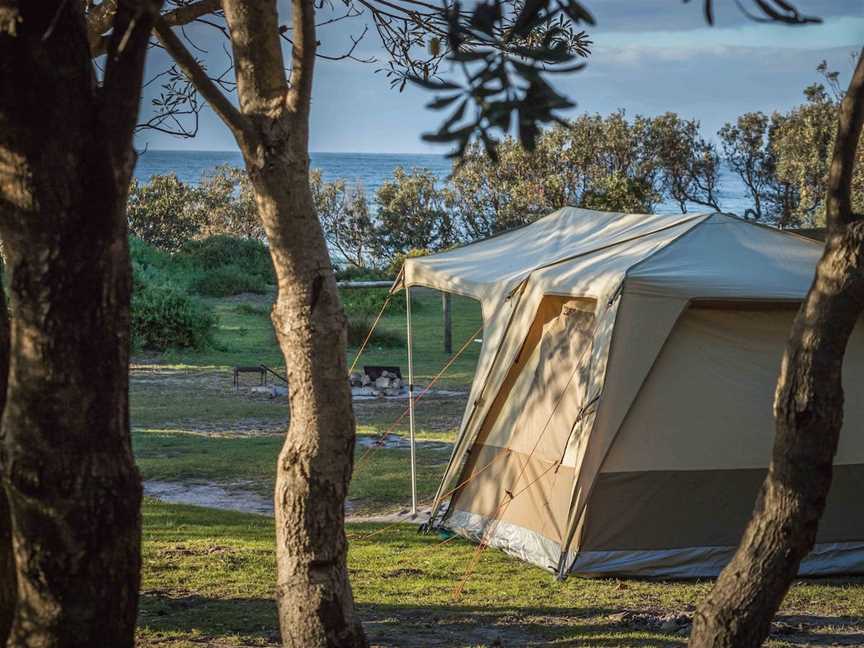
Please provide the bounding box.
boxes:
[132,283,864,647]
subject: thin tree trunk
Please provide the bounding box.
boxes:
[0,2,159,645]
[245,144,366,648]
[217,0,366,644]
[690,49,864,648]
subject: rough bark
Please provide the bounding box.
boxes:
[690,50,864,648]
[0,288,13,645]
[156,0,365,644]
[0,1,160,645]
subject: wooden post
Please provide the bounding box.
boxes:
[442,291,452,354]
[406,286,417,515]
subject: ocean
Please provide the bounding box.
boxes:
[134,149,753,216]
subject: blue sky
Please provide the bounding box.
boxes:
[136,0,864,154]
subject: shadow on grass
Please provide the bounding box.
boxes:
[138,590,684,647]
[138,590,864,647]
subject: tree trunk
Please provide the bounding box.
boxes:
[159,0,367,642]
[0,287,13,645]
[243,135,366,648]
[0,2,158,645]
[690,50,864,648]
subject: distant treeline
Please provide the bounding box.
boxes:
[128,64,862,274]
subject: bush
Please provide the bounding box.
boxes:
[132,283,215,351]
[340,287,408,319]
[191,265,269,297]
[128,175,204,251]
[386,248,430,277]
[333,265,392,282]
[178,235,274,282]
[346,315,404,348]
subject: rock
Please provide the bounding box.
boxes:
[352,386,380,397]
[349,372,364,386]
[390,378,402,389]
[361,373,371,386]
[249,385,277,397]
[659,619,679,633]
[375,376,392,389]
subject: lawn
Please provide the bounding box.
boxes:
[149,286,484,388]
[139,500,864,648]
[132,288,864,647]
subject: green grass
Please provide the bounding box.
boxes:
[139,499,864,647]
[134,427,450,513]
[139,287,483,388]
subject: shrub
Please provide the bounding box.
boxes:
[191,265,268,297]
[179,235,274,282]
[333,265,392,282]
[346,315,403,348]
[340,287,408,318]
[132,283,215,351]
[386,248,430,277]
[128,175,204,251]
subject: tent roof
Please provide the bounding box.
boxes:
[403,208,822,302]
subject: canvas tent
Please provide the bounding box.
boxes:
[397,207,864,579]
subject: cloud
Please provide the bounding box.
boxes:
[592,16,864,51]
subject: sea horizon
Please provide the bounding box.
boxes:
[134,148,754,217]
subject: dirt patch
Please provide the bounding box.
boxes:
[356,434,451,451]
[144,480,273,515]
[346,506,432,525]
[361,609,577,647]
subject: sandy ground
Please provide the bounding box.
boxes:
[143,480,274,515]
[143,478,435,524]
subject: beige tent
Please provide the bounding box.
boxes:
[398,207,864,578]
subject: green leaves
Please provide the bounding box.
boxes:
[410,0,592,161]
[410,0,819,163]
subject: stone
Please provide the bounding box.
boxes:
[361,373,371,386]
[375,376,392,389]
[390,378,402,389]
[349,372,364,386]
[250,385,277,397]
[659,619,679,633]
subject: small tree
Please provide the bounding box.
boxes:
[719,111,794,223]
[198,165,265,240]
[651,112,721,212]
[312,171,376,269]
[128,173,204,250]
[375,167,455,260]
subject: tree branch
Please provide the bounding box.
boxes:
[826,49,864,232]
[87,0,117,51]
[221,0,287,117]
[101,0,165,186]
[154,17,252,141]
[90,0,221,58]
[287,0,316,117]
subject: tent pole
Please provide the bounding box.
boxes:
[406,285,417,515]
